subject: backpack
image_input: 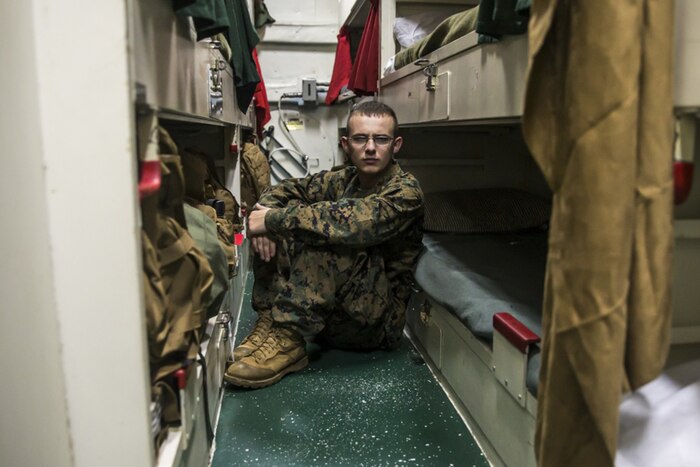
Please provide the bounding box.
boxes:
[180,148,243,230]
[141,230,168,381]
[240,141,271,213]
[183,203,229,319]
[181,148,242,276]
[140,129,217,449]
[153,141,215,364]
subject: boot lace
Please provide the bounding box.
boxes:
[241,314,272,346]
[252,328,293,363]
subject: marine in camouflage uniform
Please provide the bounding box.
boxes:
[225,101,424,388]
[252,161,423,349]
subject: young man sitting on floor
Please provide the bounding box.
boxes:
[224,101,424,388]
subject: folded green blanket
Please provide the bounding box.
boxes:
[392,0,531,71]
[393,7,479,70]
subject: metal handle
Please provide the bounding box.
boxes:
[209,70,222,92]
[413,59,438,91]
[422,64,438,92]
[216,312,232,342]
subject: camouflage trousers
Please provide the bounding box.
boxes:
[252,239,406,350]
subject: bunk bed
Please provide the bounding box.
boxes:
[343,0,700,466]
[400,137,547,467]
[379,1,527,126]
[338,5,541,466]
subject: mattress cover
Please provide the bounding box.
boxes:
[415,231,547,392]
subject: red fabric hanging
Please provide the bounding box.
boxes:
[348,0,379,95]
[325,26,353,105]
[252,48,271,138]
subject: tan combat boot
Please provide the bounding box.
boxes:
[233,311,273,360]
[224,326,308,388]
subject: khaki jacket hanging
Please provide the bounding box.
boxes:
[522,1,674,465]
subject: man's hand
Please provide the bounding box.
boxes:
[251,235,276,262]
[248,204,275,261]
[247,204,270,235]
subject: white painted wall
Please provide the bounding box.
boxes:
[36,0,153,464]
[257,0,355,100]
[267,106,347,178]
[256,0,356,174]
[1,0,153,466]
[258,45,337,102]
[256,0,344,99]
[0,2,74,465]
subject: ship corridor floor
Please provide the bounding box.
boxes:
[211,274,488,467]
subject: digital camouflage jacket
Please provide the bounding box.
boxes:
[260,162,424,308]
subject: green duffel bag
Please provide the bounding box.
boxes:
[184,203,229,319]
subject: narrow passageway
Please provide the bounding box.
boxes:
[211,276,488,467]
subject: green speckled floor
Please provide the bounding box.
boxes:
[212,274,488,467]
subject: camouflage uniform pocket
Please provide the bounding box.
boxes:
[336,251,390,326]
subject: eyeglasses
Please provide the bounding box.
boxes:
[348,135,394,147]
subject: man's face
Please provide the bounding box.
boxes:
[341,114,403,183]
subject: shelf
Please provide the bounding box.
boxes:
[154,315,231,467]
[132,0,251,126]
[153,247,250,467]
[153,108,229,127]
[156,430,183,467]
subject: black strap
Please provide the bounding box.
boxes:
[197,349,215,442]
